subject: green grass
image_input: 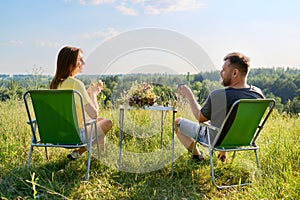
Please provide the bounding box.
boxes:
[0,100,299,199]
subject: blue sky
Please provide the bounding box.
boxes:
[1,0,300,75]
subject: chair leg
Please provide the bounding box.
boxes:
[210,149,222,189]
[254,149,260,169]
[119,108,124,170]
[85,130,94,181]
[160,110,164,149]
[86,149,91,181]
[211,149,255,189]
[230,151,237,164]
[95,124,101,160]
[45,147,49,160]
[170,109,176,179]
[28,145,33,169]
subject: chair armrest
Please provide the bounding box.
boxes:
[86,118,97,125]
[199,121,220,132]
[27,119,36,125]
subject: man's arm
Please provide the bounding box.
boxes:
[178,85,208,122]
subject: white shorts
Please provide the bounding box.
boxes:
[177,118,207,143]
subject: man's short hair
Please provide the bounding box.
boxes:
[224,52,250,75]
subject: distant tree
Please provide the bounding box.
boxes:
[291,97,300,114]
[1,68,299,113]
[294,73,300,88]
[193,73,204,83]
[0,80,25,100]
[201,71,220,81]
[265,92,284,112]
[271,78,297,104]
[191,81,210,104]
[100,87,112,108]
[289,89,300,114]
[0,85,10,101]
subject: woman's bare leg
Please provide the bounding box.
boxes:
[77,117,112,155]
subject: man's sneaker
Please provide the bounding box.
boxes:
[67,151,82,161]
[192,153,205,163]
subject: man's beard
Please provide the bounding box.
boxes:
[221,77,231,87]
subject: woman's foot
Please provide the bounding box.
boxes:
[67,147,86,161]
[67,150,82,161]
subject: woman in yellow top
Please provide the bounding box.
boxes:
[50,46,112,160]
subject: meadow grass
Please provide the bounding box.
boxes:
[0,100,299,199]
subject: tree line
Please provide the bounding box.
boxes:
[0,67,299,114]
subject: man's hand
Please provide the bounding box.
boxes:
[177,84,203,122]
[177,84,192,98]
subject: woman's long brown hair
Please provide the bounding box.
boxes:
[50,46,82,89]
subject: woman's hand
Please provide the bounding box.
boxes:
[97,80,104,91]
[87,80,104,96]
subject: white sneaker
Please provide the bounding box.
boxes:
[67,151,82,161]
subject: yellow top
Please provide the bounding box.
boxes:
[58,77,92,128]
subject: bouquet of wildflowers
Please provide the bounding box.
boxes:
[119,82,178,108]
[121,82,157,107]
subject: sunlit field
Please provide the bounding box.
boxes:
[0,99,299,199]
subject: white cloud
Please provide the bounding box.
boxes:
[79,0,115,5]
[76,0,205,15]
[115,3,139,16]
[142,0,205,15]
[79,27,119,40]
[10,40,24,46]
[35,41,60,48]
[0,40,23,46]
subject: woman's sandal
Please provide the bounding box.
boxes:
[217,153,226,163]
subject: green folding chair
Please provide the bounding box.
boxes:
[192,99,275,189]
[24,89,100,181]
